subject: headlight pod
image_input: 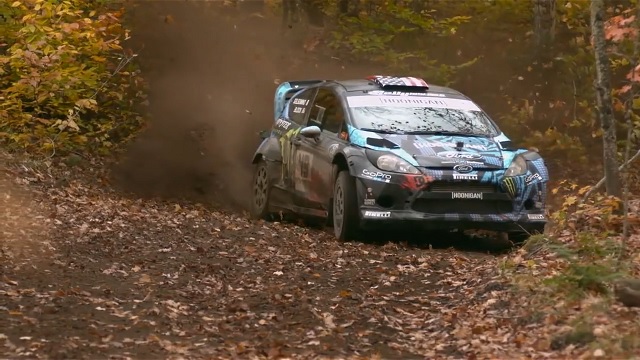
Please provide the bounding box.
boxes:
[504,155,527,176]
[376,154,421,175]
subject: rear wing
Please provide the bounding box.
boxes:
[273,80,327,121]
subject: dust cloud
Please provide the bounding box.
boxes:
[0,162,54,265]
[113,1,376,210]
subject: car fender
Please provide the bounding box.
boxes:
[328,147,368,207]
[331,146,367,178]
[517,150,549,182]
[252,136,282,164]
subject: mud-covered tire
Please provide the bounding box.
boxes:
[250,160,273,221]
[333,171,360,241]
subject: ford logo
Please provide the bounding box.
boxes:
[453,164,473,173]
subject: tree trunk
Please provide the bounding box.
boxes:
[282,0,296,29]
[533,0,556,50]
[301,0,325,27]
[338,0,349,14]
[590,0,622,198]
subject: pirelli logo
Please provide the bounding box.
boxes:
[502,177,517,197]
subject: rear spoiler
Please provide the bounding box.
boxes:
[273,80,327,121]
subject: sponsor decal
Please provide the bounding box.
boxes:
[275,118,291,130]
[527,214,545,220]
[347,96,481,111]
[362,169,391,183]
[437,151,483,160]
[452,192,483,200]
[367,90,447,97]
[280,127,302,181]
[364,211,391,218]
[502,177,517,197]
[453,164,473,173]
[452,174,478,180]
[399,174,434,191]
[415,142,487,151]
[328,143,339,157]
[294,151,313,181]
[441,160,484,166]
[525,173,542,185]
[363,187,376,205]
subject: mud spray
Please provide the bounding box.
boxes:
[112,1,376,210]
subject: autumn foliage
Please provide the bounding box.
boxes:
[0,0,146,155]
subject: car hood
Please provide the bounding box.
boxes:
[354,131,505,169]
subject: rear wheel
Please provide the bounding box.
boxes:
[333,171,359,241]
[250,160,273,220]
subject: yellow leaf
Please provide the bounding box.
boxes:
[577,186,591,195]
[564,196,578,206]
[11,1,21,8]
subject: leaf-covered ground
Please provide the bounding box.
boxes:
[2,155,639,360]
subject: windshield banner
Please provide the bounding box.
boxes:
[346,96,481,111]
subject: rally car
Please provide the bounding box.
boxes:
[250,75,548,242]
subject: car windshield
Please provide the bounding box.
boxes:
[346,95,498,136]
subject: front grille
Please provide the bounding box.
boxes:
[412,198,513,215]
[428,181,497,193]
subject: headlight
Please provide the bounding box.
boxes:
[504,156,527,176]
[376,154,420,174]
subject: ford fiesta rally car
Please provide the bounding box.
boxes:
[250,75,548,242]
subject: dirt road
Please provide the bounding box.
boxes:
[0,6,534,359]
[0,158,514,360]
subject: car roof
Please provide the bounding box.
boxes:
[325,79,467,98]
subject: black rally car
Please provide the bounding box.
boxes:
[250,76,549,241]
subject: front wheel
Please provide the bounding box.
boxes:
[250,160,273,220]
[333,171,359,241]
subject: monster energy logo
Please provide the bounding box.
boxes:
[502,177,517,197]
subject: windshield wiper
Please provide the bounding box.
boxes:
[404,130,489,137]
[359,128,398,134]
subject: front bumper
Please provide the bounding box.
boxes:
[355,172,547,233]
[358,208,546,232]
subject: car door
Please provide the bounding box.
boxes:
[277,88,317,188]
[291,87,349,210]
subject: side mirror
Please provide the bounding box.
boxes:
[299,125,321,138]
[259,130,270,139]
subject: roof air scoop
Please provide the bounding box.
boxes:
[366,75,430,91]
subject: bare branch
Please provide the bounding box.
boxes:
[581,148,640,203]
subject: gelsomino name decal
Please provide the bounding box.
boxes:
[451,192,483,200]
